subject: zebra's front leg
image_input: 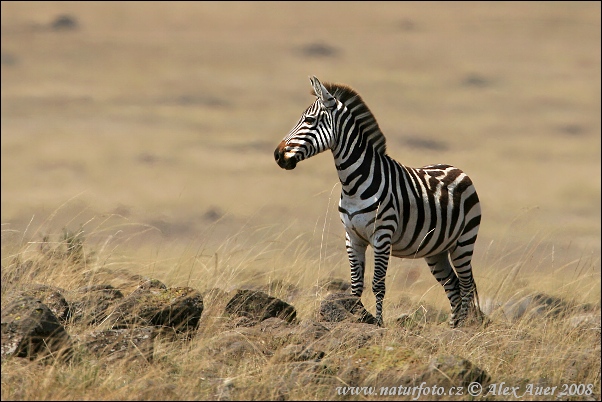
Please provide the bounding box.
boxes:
[345,232,367,298]
[372,239,391,327]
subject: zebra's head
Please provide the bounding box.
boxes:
[274,76,338,170]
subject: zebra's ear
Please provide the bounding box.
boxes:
[309,75,336,109]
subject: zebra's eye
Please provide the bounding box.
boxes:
[305,116,317,125]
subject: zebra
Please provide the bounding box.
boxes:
[274,76,483,328]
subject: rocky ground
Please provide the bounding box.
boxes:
[2,239,600,400]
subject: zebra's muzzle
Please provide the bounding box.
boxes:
[274,145,298,170]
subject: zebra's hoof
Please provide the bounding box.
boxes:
[448,316,464,328]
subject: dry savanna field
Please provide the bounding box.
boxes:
[1,2,600,400]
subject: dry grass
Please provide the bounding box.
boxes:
[1,2,600,400]
[1,223,600,401]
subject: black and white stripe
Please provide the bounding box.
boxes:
[275,76,483,327]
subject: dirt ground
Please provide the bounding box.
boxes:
[1,2,600,281]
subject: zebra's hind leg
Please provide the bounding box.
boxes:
[425,253,462,328]
[450,240,483,327]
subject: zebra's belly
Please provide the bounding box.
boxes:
[390,244,433,259]
[390,228,458,259]
[340,203,460,258]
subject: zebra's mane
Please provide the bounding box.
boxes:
[312,82,387,155]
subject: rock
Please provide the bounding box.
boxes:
[506,293,567,319]
[224,289,297,325]
[132,278,168,293]
[204,332,265,361]
[227,316,258,328]
[109,287,204,334]
[256,316,292,332]
[567,314,601,329]
[423,355,490,387]
[481,292,594,323]
[235,317,300,350]
[292,319,330,341]
[83,327,155,363]
[1,296,72,360]
[13,284,70,323]
[235,318,331,352]
[319,293,377,324]
[499,292,575,321]
[68,284,124,325]
[272,344,325,363]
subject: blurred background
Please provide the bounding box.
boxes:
[1,2,600,283]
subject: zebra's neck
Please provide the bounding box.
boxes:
[321,81,387,156]
[331,114,390,199]
[318,82,389,198]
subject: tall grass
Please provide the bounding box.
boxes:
[1,213,600,401]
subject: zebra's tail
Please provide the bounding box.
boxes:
[470,283,490,327]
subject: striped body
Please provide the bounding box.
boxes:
[275,76,483,327]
